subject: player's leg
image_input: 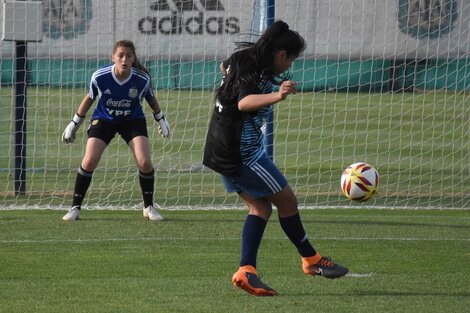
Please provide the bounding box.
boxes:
[81,137,108,171]
[222,158,284,295]
[231,193,278,296]
[63,137,107,221]
[268,186,349,278]
[238,192,272,268]
[63,119,114,221]
[128,135,153,173]
[128,135,162,221]
[267,185,316,256]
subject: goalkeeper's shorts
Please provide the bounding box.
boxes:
[87,118,148,145]
[221,155,287,199]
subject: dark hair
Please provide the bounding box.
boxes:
[113,40,149,75]
[216,20,305,102]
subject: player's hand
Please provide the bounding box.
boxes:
[153,111,170,138]
[279,80,297,100]
[62,113,84,144]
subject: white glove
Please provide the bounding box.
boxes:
[62,113,84,144]
[153,111,170,138]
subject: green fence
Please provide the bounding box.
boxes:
[2,59,470,91]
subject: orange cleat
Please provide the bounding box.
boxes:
[232,265,278,296]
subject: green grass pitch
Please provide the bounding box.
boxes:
[0,208,468,313]
[0,87,469,311]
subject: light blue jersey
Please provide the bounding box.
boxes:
[239,76,273,166]
[89,64,155,122]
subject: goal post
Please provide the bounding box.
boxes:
[0,0,469,210]
[2,0,43,195]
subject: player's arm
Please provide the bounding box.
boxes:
[147,94,171,138]
[76,94,94,117]
[238,80,297,112]
[62,95,94,144]
[146,94,162,116]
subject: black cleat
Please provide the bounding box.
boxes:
[302,255,349,279]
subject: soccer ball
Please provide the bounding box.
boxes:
[341,162,379,201]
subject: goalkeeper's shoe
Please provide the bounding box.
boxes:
[232,265,278,296]
[302,254,349,279]
[143,205,164,221]
[62,206,81,221]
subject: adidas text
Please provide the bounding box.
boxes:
[139,11,239,35]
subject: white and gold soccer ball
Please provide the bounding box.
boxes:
[341,162,379,201]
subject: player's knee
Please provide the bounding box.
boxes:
[81,160,99,172]
[136,159,153,172]
[277,205,299,218]
[249,206,272,221]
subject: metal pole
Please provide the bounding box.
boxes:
[265,0,275,161]
[15,40,27,195]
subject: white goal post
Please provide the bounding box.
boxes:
[0,0,469,210]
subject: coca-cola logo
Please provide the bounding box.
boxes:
[106,99,132,108]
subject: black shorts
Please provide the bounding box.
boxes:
[87,119,148,145]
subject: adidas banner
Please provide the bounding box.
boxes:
[1,0,469,59]
[283,0,470,59]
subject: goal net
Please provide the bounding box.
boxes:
[1,0,469,210]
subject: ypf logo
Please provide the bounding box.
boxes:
[138,0,240,35]
[43,0,92,39]
[398,0,458,38]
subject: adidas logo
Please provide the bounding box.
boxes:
[103,89,112,95]
[150,0,224,11]
[138,0,239,35]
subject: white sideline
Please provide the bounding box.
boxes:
[346,273,373,278]
[1,205,470,210]
[0,236,468,244]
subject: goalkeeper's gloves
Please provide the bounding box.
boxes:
[62,113,84,144]
[153,111,170,138]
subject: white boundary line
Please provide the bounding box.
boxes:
[0,236,468,244]
[1,205,469,210]
[346,273,373,278]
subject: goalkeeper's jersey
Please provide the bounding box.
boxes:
[88,64,155,122]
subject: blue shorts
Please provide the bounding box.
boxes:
[221,156,287,199]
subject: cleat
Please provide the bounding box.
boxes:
[63,206,81,221]
[302,254,349,279]
[232,265,278,296]
[143,205,164,221]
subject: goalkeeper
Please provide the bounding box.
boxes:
[61,40,170,221]
[203,20,348,296]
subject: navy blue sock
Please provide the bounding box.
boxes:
[279,213,316,257]
[240,214,267,268]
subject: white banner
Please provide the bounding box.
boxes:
[1,0,469,59]
[0,0,255,59]
[283,0,470,59]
